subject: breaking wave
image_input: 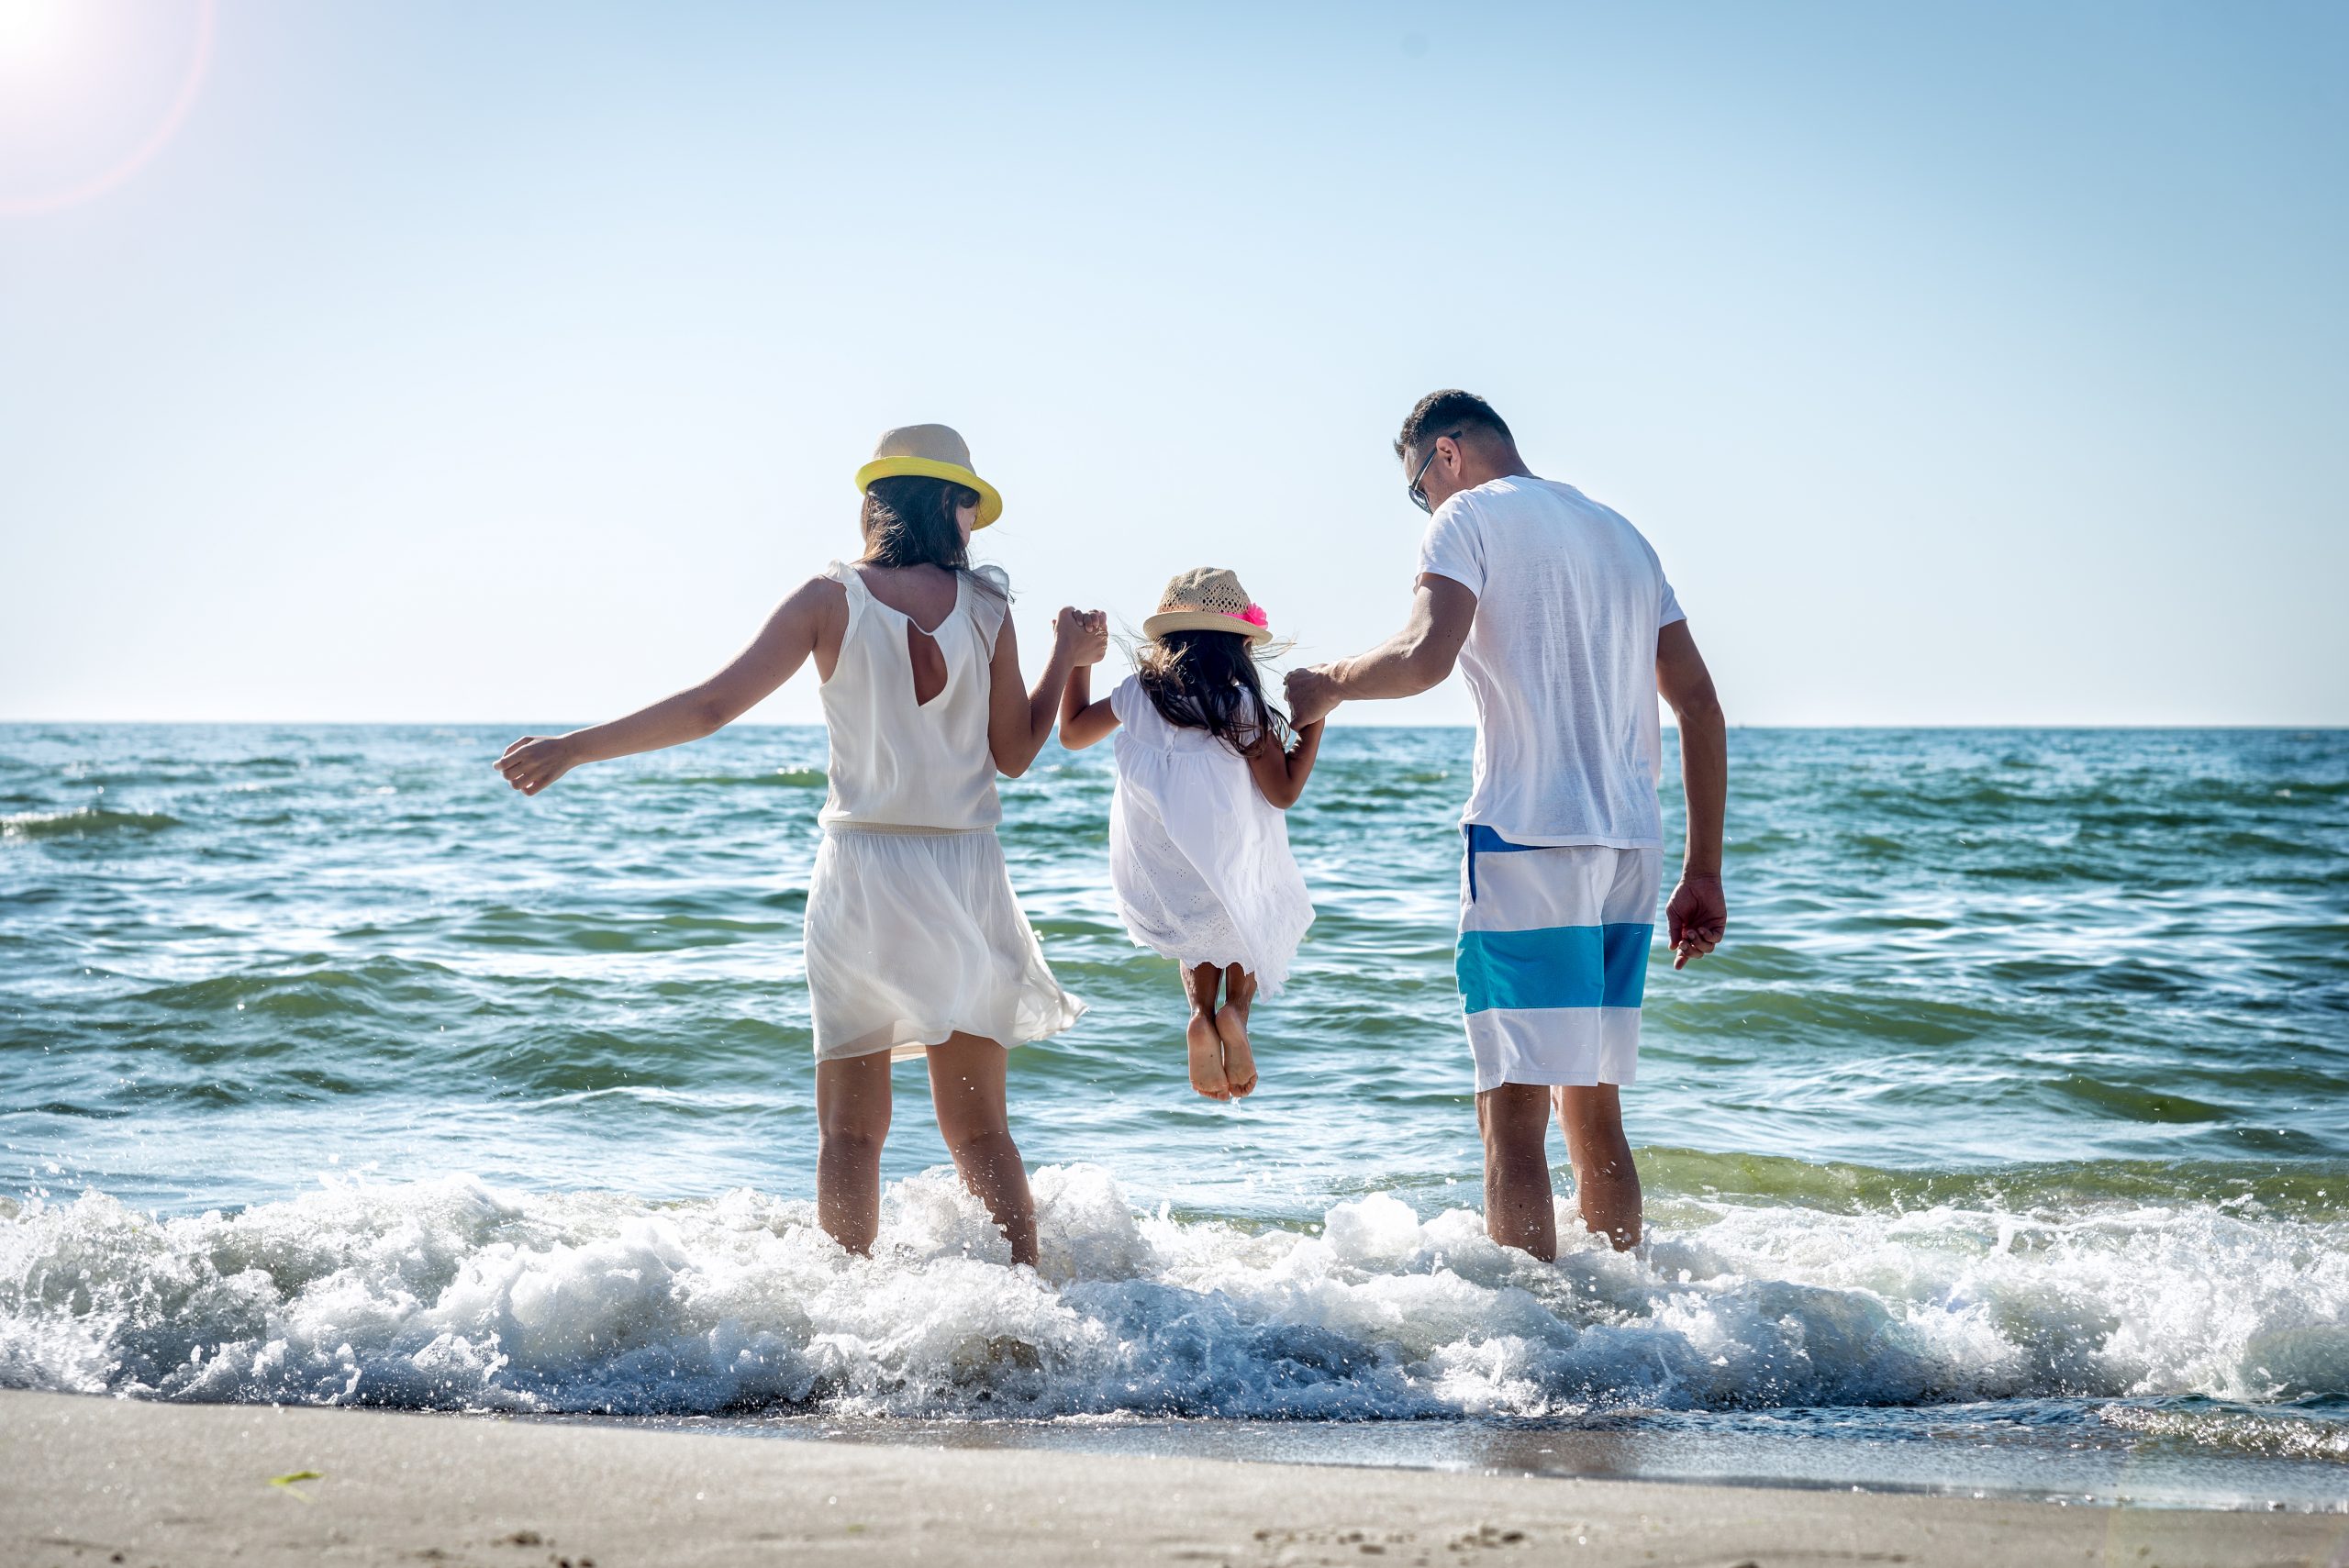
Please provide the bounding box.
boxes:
[4,1167,2344,1419]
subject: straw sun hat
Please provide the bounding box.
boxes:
[854,424,1003,529]
[1141,567,1273,645]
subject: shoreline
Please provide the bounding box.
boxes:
[6,1391,2344,1568]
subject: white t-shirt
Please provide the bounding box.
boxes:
[1417,476,1686,850]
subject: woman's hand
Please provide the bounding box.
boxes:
[495,735,580,795]
[1058,607,1109,667]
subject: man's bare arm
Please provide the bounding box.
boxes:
[1285,573,1476,727]
[1656,618,1727,967]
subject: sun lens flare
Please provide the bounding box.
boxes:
[0,0,214,217]
[0,0,74,67]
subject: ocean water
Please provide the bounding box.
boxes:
[3,723,2346,1509]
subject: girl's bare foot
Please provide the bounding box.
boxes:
[1214,1002,1255,1096]
[1215,964,1258,1097]
[1186,1012,1230,1099]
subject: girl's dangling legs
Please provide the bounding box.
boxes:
[927,1032,1038,1267]
[1215,962,1257,1097]
[815,1051,893,1255]
[1181,962,1230,1100]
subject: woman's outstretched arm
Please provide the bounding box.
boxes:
[495,576,840,795]
[990,606,1105,777]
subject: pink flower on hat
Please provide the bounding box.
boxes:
[1239,603,1268,628]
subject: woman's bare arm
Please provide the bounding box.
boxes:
[494,576,839,795]
[989,606,1105,778]
[1244,717,1324,809]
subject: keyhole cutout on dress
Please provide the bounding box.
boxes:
[905,621,948,707]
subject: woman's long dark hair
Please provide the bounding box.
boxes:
[860,474,976,570]
[1138,629,1291,756]
[858,474,1008,600]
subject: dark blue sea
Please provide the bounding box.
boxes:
[3,725,2344,1509]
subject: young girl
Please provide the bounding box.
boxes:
[494,424,1097,1267]
[1060,568,1322,1100]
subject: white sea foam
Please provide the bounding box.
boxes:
[2,1167,2343,1418]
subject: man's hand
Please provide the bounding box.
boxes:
[1284,664,1343,728]
[1664,872,1726,969]
[1056,607,1108,666]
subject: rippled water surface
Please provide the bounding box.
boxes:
[3,724,2345,1507]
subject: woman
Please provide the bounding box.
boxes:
[495,424,1100,1265]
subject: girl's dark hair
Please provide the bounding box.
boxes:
[859,474,978,571]
[1139,629,1291,756]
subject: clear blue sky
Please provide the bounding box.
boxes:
[4,1,2343,726]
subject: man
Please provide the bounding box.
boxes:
[1285,390,1726,1258]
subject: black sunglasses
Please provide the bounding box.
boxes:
[1407,430,1462,513]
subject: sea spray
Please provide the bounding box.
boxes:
[5,1165,2343,1420]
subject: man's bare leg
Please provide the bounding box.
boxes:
[1553,1084,1642,1250]
[1477,1083,1556,1260]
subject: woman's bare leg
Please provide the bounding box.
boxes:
[1478,1083,1557,1260]
[815,1051,893,1254]
[1553,1084,1642,1250]
[1181,962,1230,1099]
[1214,963,1258,1096]
[927,1032,1037,1267]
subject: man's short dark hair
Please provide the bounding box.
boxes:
[1396,389,1512,460]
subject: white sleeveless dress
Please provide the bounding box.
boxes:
[1108,675,1314,995]
[803,562,1085,1062]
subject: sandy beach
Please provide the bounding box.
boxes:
[3,1390,2341,1568]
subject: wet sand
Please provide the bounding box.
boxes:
[3,1389,2341,1568]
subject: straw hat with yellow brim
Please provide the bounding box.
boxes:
[1141,567,1274,646]
[854,424,1003,529]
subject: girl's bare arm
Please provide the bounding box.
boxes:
[495,576,839,795]
[1244,717,1324,809]
[1058,659,1120,750]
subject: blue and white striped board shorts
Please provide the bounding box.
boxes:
[1456,826,1662,1094]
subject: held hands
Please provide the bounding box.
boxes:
[1283,664,1342,729]
[1056,607,1109,666]
[495,735,579,796]
[1664,873,1727,969]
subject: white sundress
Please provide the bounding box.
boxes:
[802,562,1085,1062]
[1108,674,1314,995]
